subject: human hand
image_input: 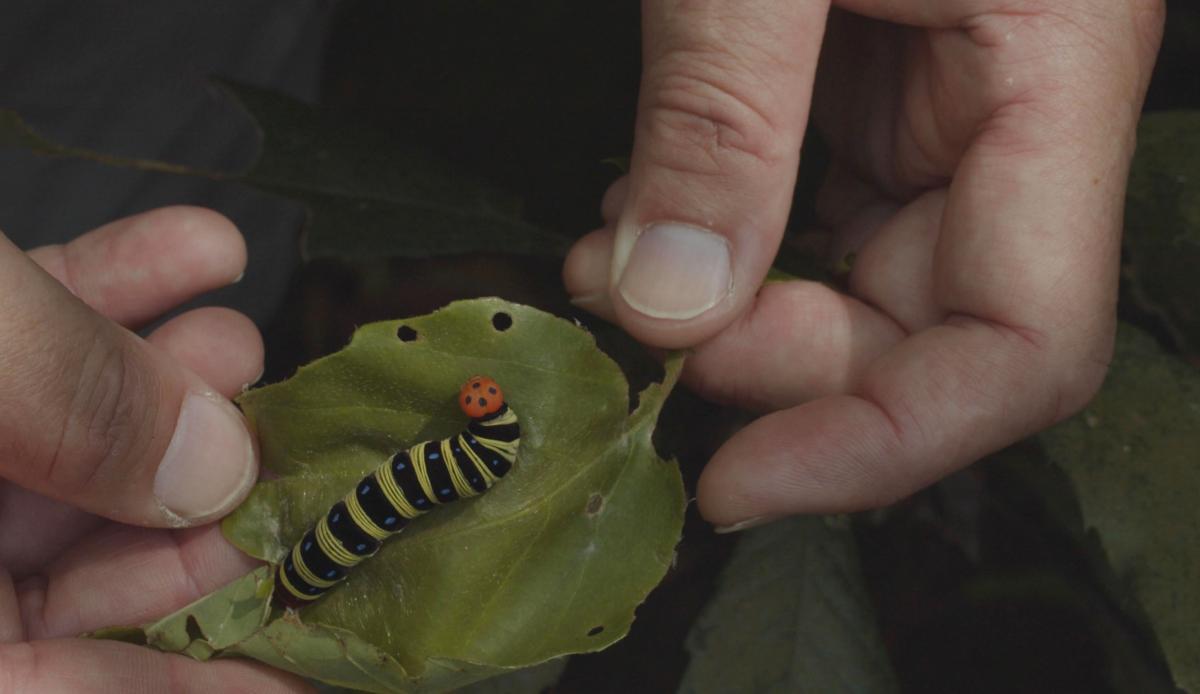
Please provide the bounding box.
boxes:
[563,1,1165,529]
[0,207,310,691]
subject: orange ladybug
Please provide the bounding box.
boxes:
[459,376,505,419]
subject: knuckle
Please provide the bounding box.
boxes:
[641,55,791,177]
[44,330,157,495]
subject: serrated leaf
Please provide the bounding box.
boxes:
[678,516,897,694]
[150,298,688,692]
[1039,325,1200,692]
[1124,111,1200,354]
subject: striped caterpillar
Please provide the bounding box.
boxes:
[274,376,520,607]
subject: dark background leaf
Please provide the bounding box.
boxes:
[679,516,897,694]
[219,82,572,260]
[1123,111,1200,356]
[1037,325,1200,692]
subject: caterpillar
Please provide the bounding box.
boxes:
[274,375,520,608]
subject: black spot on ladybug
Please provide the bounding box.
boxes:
[478,398,488,407]
[465,396,473,404]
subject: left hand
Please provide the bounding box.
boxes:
[0,207,310,692]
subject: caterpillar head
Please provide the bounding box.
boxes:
[460,376,505,419]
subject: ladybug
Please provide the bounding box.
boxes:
[459,375,505,419]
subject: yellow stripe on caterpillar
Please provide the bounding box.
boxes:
[345,491,391,541]
[442,437,477,498]
[315,517,361,567]
[375,466,421,520]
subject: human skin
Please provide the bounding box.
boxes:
[0,0,1166,685]
[0,207,311,692]
[563,0,1166,530]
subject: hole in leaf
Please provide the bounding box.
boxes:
[587,625,605,637]
[491,312,513,331]
[396,325,419,342]
[586,493,604,516]
[185,615,207,642]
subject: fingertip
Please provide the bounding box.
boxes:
[696,397,904,527]
[147,307,265,398]
[156,205,247,285]
[28,206,249,328]
[152,390,259,527]
[563,227,615,301]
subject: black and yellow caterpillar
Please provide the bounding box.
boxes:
[274,375,520,608]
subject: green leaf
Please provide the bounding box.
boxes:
[1124,111,1200,354]
[678,516,898,694]
[454,658,567,694]
[1038,324,1200,692]
[180,298,687,692]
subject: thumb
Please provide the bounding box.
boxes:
[0,234,257,527]
[565,0,830,348]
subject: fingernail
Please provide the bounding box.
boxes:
[617,223,731,320]
[714,515,777,534]
[154,391,257,525]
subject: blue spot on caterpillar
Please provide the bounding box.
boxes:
[274,376,520,608]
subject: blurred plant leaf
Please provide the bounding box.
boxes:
[98,299,684,692]
[219,82,571,260]
[0,84,571,260]
[1036,324,1200,692]
[1124,110,1200,355]
[0,110,58,152]
[678,516,897,694]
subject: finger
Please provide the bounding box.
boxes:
[563,227,617,320]
[146,308,265,398]
[16,524,258,639]
[698,318,1063,525]
[684,280,904,411]
[600,175,630,225]
[0,567,19,642]
[828,1,978,27]
[0,233,257,528]
[845,188,946,332]
[814,161,898,266]
[0,639,313,693]
[567,0,831,349]
[26,206,246,329]
[0,485,103,579]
